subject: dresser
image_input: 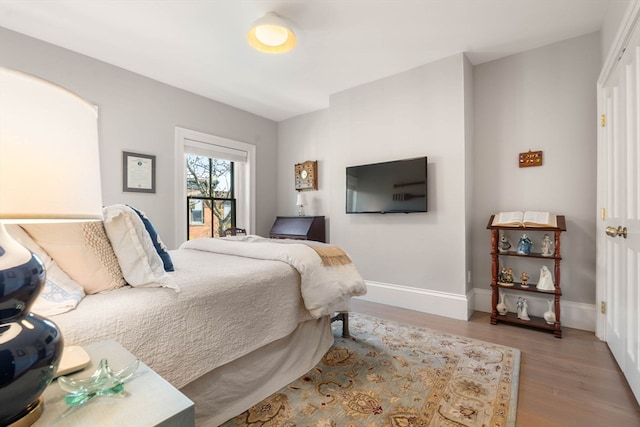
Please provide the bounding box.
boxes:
[269,216,326,243]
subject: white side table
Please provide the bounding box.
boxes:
[35,340,195,427]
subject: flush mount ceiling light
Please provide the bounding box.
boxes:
[247,11,296,54]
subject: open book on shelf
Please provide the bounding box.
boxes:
[491,211,557,228]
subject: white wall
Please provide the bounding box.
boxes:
[601,0,637,62]
[463,54,475,297]
[277,109,330,220]
[472,32,600,305]
[279,35,601,329]
[279,54,474,320]
[0,28,278,248]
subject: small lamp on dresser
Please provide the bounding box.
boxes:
[296,192,307,217]
[0,67,104,426]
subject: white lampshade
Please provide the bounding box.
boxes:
[247,11,297,54]
[0,67,103,222]
[296,192,307,207]
[0,66,103,427]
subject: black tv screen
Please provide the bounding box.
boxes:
[346,157,428,214]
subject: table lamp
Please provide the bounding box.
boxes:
[0,67,103,426]
[296,192,307,216]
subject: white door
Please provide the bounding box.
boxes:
[597,4,640,403]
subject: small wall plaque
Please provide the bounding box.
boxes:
[519,150,543,168]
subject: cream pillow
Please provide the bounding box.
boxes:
[22,222,126,294]
[5,224,85,315]
[102,205,177,290]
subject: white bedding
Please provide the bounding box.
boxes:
[181,236,367,317]
[50,248,314,389]
[182,317,334,426]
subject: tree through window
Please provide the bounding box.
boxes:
[186,154,236,238]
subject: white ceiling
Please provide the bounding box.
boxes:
[0,0,619,121]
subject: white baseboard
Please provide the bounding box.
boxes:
[472,288,596,332]
[356,281,596,332]
[356,281,472,321]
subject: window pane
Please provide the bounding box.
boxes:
[186,154,211,197]
[211,158,232,199]
[212,200,233,237]
[190,199,204,225]
[188,199,234,238]
[188,198,212,239]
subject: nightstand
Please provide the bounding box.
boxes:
[35,340,194,427]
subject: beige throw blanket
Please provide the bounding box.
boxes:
[180,236,367,317]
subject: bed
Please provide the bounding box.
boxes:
[7,205,366,425]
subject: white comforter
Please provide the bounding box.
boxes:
[180,236,367,318]
[50,249,314,389]
[50,237,366,389]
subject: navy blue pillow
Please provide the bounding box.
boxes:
[128,205,175,272]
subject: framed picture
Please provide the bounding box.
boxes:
[123,151,156,193]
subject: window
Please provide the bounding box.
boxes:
[175,127,256,246]
[186,154,236,238]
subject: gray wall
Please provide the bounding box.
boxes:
[601,0,635,61]
[0,27,278,249]
[278,34,601,327]
[279,54,474,319]
[472,32,600,308]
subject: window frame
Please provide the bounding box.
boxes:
[186,156,236,238]
[175,127,256,246]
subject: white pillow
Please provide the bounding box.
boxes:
[22,222,126,294]
[5,224,85,316]
[35,263,87,317]
[102,205,177,291]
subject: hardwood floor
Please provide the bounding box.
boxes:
[350,299,640,427]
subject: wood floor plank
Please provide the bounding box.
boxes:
[351,299,640,427]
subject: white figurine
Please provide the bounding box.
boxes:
[536,265,555,291]
[516,297,524,318]
[519,299,531,321]
[541,234,554,257]
[497,291,508,315]
[543,300,556,325]
[498,233,512,253]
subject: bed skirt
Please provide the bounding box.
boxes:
[180,316,334,426]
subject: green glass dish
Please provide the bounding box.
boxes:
[58,357,139,406]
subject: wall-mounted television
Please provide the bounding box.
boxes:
[346,156,428,214]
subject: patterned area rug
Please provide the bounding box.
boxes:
[224,313,520,427]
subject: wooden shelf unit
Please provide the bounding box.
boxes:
[487,215,566,338]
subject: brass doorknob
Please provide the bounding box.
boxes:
[605,225,628,238]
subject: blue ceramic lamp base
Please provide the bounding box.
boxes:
[0,226,63,426]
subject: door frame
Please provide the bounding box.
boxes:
[596,0,640,340]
